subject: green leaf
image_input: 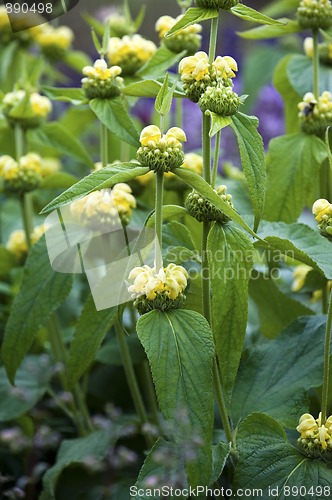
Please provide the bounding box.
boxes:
[0,355,51,421]
[174,167,258,238]
[43,86,86,105]
[64,51,93,73]
[230,112,266,231]
[155,73,169,114]
[145,204,188,229]
[165,8,219,37]
[258,221,332,279]
[41,163,149,214]
[205,111,232,137]
[273,55,302,134]
[137,309,215,486]
[66,295,117,388]
[287,54,332,96]
[163,221,196,252]
[230,4,285,25]
[41,430,114,499]
[208,224,254,401]
[211,442,231,484]
[137,47,186,79]
[39,173,78,190]
[234,413,332,498]
[82,13,104,36]
[249,272,314,339]
[262,0,299,17]
[238,18,301,39]
[0,246,16,276]
[90,97,140,148]
[123,79,185,98]
[264,134,328,223]
[231,315,327,427]
[2,237,73,384]
[29,122,94,167]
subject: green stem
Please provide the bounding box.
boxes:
[211,130,221,188]
[155,171,164,271]
[312,28,319,99]
[202,114,211,184]
[15,125,26,160]
[213,360,233,443]
[20,195,33,247]
[101,122,108,168]
[141,360,160,429]
[209,14,219,64]
[321,290,332,424]
[115,320,154,448]
[175,98,183,129]
[121,140,130,163]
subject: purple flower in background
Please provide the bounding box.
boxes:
[253,84,285,147]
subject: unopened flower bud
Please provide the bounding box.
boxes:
[195,0,239,9]
[199,84,240,116]
[185,185,234,223]
[156,15,202,55]
[298,91,332,136]
[297,0,332,30]
[137,126,186,173]
[1,153,42,194]
[82,59,123,99]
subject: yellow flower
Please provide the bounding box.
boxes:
[6,224,46,259]
[40,157,61,177]
[183,153,203,175]
[0,155,15,176]
[166,127,187,143]
[155,16,174,38]
[312,198,331,222]
[140,125,162,147]
[83,59,122,81]
[33,25,74,50]
[291,264,312,292]
[2,158,19,181]
[30,93,52,117]
[212,55,238,79]
[304,37,313,58]
[179,51,210,82]
[128,263,188,301]
[107,35,157,75]
[297,412,332,452]
[20,153,42,174]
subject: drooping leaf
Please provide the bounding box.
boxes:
[66,294,117,388]
[249,272,313,339]
[29,122,94,167]
[230,112,266,230]
[41,163,149,213]
[90,97,140,148]
[238,18,301,39]
[2,237,73,384]
[231,315,327,427]
[174,167,258,237]
[41,430,115,499]
[257,221,332,279]
[210,442,231,484]
[234,413,332,498]
[208,223,254,401]
[138,47,186,79]
[205,111,232,137]
[165,8,219,37]
[230,4,285,25]
[264,133,327,223]
[0,355,51,422]
[137,309,214,487]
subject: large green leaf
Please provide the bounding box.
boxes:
[165,8,219,37]
[66,295,117,388]
[273,56,302,134]
[234,413,332,499]
[287,54,332,96]
[0,355,51,421]
[230,112,266,231]
[208,223,254,401]
[1,237,73,384]
[89,97,140,148]
[41,430,114,499]
[41,163,149,213]
[137,47,185,79]
[29,122,93,167]
[264,133,328,223]
[123,79,185,98]
[249,273,313,339]
[231,315,327,427]
[257,220,332,279]
[174,167,258,238]
[230,4,285,25]
[137,309,214,487]
[238,18,301,39]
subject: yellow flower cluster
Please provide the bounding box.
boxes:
[33,25,74,51]
[0,6,40,45]
[2,90,52,128]
[312,198,332,239]
[179,52,238,83]
[298,91,332,135]
[82,59,123,99]
[297,413,332,452]
[107,34,157,75]
[6,224,46,260]
[155,15,202,54]
[137,126,187,173]
[291,264,312,292]
[82,59,122,81]
[71,184,136,230]
[40,157,61,177]
[0,153,43,193]
[182,153,203,175]
[128,264,188,301]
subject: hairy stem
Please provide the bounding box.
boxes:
[155,171,164,271]
[212,130,221,188]
[213,360,233,443]
[209,15,219,64]
[101,122,109,168]
[321,290,332,424]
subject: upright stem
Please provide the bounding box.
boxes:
[312,28,319,99]
[321,290,332,424]
[212,130,221,188]
[209,15,219,64]
[15,125,26,160]
[155,171,164,271]
[101,122,109,168]
[175,98,183,130]
[213,360,233,443]
[141,360,160,428]
[115,320,154,448]
[20,195,33,247]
